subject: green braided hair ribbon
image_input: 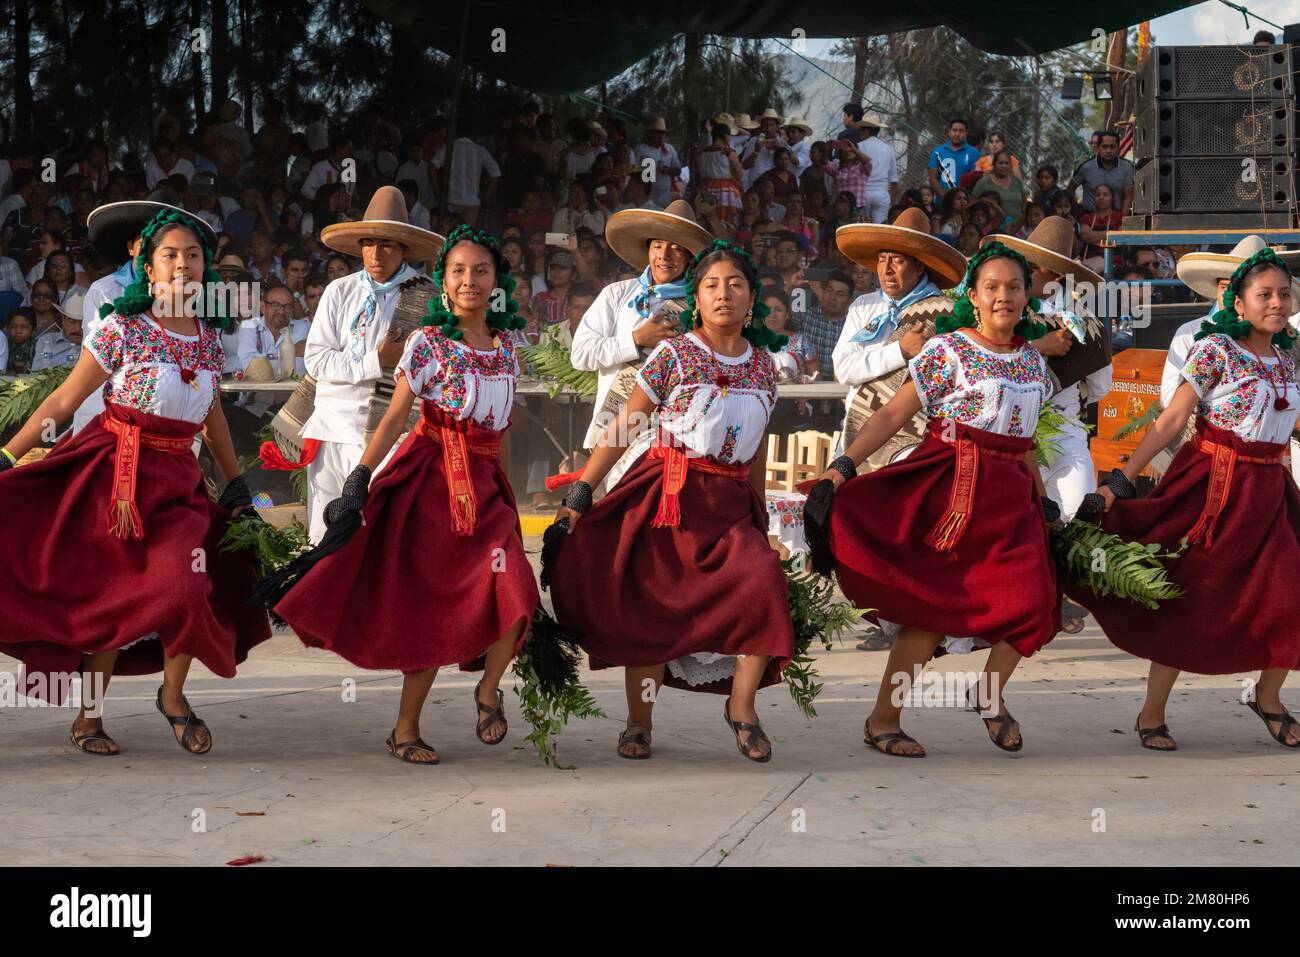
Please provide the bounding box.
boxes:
[935,240,1048,341]
[102,208,231,332]
[421,224,526,341]
[1193,247,1296,350]
[677,238,788,352]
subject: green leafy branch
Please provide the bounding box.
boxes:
[1051,521,1186,610]
[783,558,864,719]
[1035,404,1091,469]
[511,631,606,769]
[0,367,72,430]
[519,329,598,398]
[1114,401,1163,441]
[218,512,310,574]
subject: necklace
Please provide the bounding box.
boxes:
[964,327,1023,351]
[155,316,204,389]
[1245,341,1291,411]
[694,330,740,397]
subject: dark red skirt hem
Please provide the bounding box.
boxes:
[830,421,1061,656]
[551,451,796,696]
[1067,419,1300,674]
[274,426,539,673]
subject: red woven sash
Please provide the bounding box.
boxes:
[415,415,502,537]
[1186,433,1283,548]
[649,443,750,528]
[101,414,195,540]
[258,438,321,470]
[922,424,1024,553]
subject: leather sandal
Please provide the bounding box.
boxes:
[69,720,119,756]
[864,718,926,757]
[155,686,212,754]
[1247,699,1300,748]
[617,727,652,760]
[386,729,440,764]
[474,681,508,745]
[967,687,1023,752]
[1134,716,1177,751]
[723,697,772,763]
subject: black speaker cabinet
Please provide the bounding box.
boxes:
[1134,99,1290,158]
[1138,45,1294,100]
[1134,154,1296,213]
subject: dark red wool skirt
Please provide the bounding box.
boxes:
[549,450,796,695]
[0,404,271,702]
[1066,418,1300,674]
[273,424,538,672]
[831,419,1061,656]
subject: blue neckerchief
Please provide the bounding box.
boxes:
[112,259,136,287]
[350,263,415,361]
[848,277,942,344]
[632,266,687,319]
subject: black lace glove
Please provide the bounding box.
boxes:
[1075,492,1106,525]
[803,479,837,576]
[562,481,593,513]
[1104,468,1137,499]
[218,474,253,512]
[1041,496,1061,525]
[324,464,372,526]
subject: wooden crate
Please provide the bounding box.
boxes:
[1094,348,1167,479]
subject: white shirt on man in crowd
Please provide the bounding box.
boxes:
[446,137,502,207]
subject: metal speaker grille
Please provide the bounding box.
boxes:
[1156,45,1293,98]
[1168,156,1294,211]
[1173,101,1288,153]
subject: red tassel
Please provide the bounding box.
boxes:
[258,438,320,470]
[545,469,586,491]
[650,445,689,528]
[923,435,979,553]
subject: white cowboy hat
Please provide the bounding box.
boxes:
[732,113,758,131]
[321,185,445,262]
[1176,235,1300,302]
[57,293,85,321]
[858,114,891,130]
[836,207,967,288]
[605,199,713,270]
[782,116,813,136]
[756,108,783,123]
[643,117,667,133]
[983,216,1104,288]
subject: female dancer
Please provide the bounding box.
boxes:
[0,208,270,755]
[809,242,1060,757]
[548,240,796,763]
[260,225,538,765]
[1079,248,1300,750]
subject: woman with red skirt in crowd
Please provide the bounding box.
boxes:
[259,225,538,765]
[1075,248,1300,751]
[807,241,1061,757]
[548,240,796,763]
[0,208,270,756]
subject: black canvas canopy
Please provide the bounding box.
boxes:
[364,0,1199,93]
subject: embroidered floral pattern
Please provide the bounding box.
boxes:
[396,327,516,427]
[910,339,956,408]
[88,314,224,417]
[1184,334,1300,435]
[719,424,742,462]
[911,332,1053,433]
[1007,404,1024,437]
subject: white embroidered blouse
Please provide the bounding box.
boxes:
[1179,333,1300,443]
[85,313,224,424]
[634,332,778,464]
[907,331,1054,438]
[395,327,519,431]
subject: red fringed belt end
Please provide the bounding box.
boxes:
[415,415,502,537]
[101,415,196,540]
[648,444,750,529]
[1186,433,1283,548]
[259,438,321,470]
[922,425,1025,553]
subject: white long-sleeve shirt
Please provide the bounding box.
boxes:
[301,271,401,445]
[570,277,684,448]
[237,316,310,376]
[1159,310,1215,408]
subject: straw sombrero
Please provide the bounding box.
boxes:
[783,116,814,136]
[1176,235,1300,302]
[983,216,1104,288]
[87,189,218,260]
[605,199,713,270]
[321,185,445,262]
[836,207,967,288]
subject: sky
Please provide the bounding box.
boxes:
[1149,0,1300,43]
